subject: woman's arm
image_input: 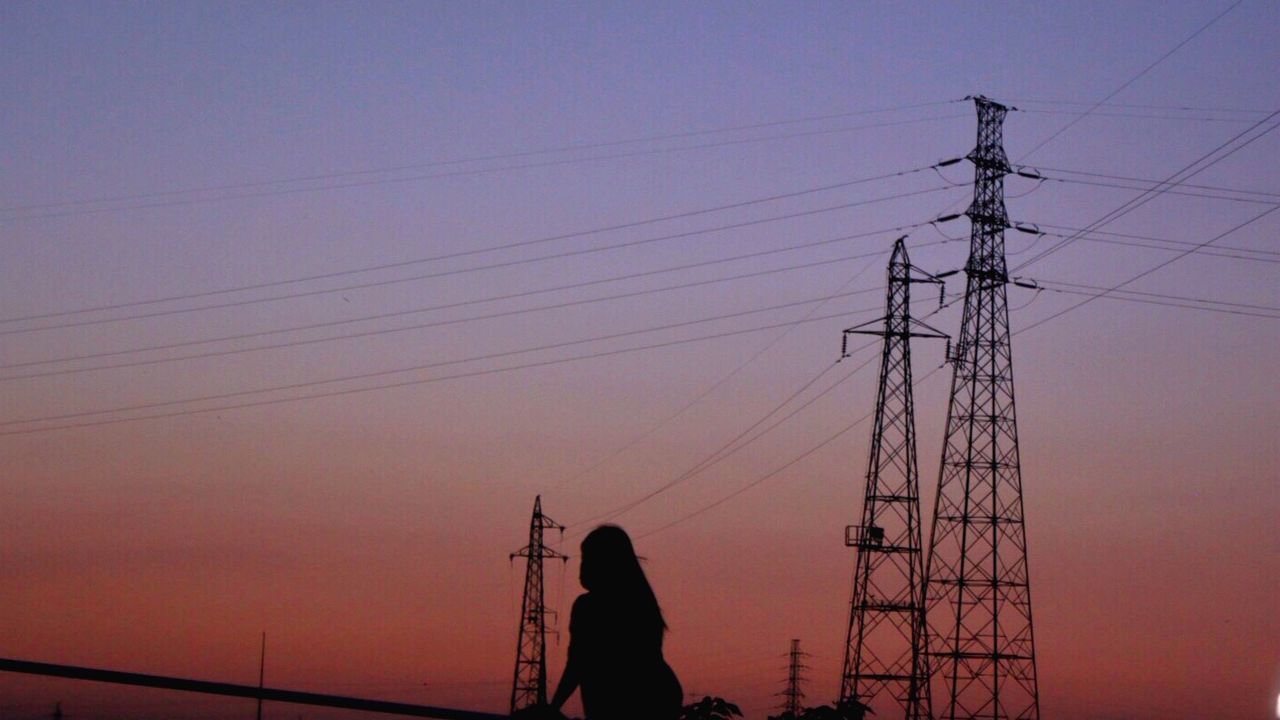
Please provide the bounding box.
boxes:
[550,594,587,710]
[549,652,578,710]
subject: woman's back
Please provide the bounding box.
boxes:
[570,592,681,720]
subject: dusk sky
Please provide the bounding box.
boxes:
[1,2,1277,720]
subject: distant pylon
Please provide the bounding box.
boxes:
[778,639,808,717]
[509,495,567,713]
[924,95,1040,720]
[839,237,944,720]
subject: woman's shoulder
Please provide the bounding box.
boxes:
[570,592,596,618]
[568,592,600,634]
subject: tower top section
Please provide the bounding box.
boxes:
[965,96,1012,175]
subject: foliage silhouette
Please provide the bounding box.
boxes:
[679,695,743,720]
[790,699,873,720]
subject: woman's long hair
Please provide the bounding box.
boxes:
[579,525,667,633]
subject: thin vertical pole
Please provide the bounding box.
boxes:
[257,632,266,720]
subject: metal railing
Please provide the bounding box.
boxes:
[0,657,508,720]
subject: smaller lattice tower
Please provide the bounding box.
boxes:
[839,237,945,720]
[777,639,808,718]
[509,495,567,712]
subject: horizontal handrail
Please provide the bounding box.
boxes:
[0,657,508,720]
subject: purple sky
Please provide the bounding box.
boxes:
[1,2,1277,720]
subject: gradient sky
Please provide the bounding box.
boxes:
[1,2,1277,720]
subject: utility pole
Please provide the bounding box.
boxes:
[924,95,1040,720]
[509,496,567,713]
[256,632,266,720]
[840,237,944,720]
[778,639,807,718]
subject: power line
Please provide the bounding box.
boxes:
[1,185,962,337]
[0,168,953,330]
[1006,98,1272,115]
[1,113,967,222]
[631,224,1279,538]
[0,292,896,431]
[1034,221,1280,257]
[63,264,1257,458]
[614,102,1276,535]
[1018,108,1262,123]
[1026,275,1280,313]
[1031,173,1280,205]
[0,305,883,437]
[1034,284,1279,319]
[0,184,957,340]
[611,183,1280,536]
[548,249,888,494]
[578,80,1270,542]
[548,195,971,502]
[571,293,964,533]
[565,344,870,532]
[1017,203,1280,334]
[0,244,937,382]
[1013,112,1280,271]
[1033,228,1280,264]
[1,100,963,216]
[0,226,934,372]
[1023,165,1280,200]
[1016,0,1244,159]
[635,365,943,541]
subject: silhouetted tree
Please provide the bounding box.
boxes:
[795,699,872,720]
[836,698,873,720]
[679,696,743,720]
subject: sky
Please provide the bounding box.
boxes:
[0,2,1277,719]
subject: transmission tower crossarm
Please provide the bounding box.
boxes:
[841,238,950,346]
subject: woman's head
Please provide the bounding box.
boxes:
[579,524,641,591]
[579,525,666,630]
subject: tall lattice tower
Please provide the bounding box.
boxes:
[924,96,1040,720]
[509,495,567,712]
[840,237,943,720]
[778,639,808,718]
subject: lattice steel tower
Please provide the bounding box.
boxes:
[924,96,1040,720]
[509,495,567,712]
[840,237,944,720]
[778,638,808,718]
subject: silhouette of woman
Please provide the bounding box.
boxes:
[550,525,682,720]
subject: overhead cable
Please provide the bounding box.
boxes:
[0,166,952,328]
[0,225,935,372]
[2,113,966,222]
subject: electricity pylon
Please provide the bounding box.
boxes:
[509,496,567,712]
[840,237,944,720]
[778,639,808,718]
[924,95,1040,720]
